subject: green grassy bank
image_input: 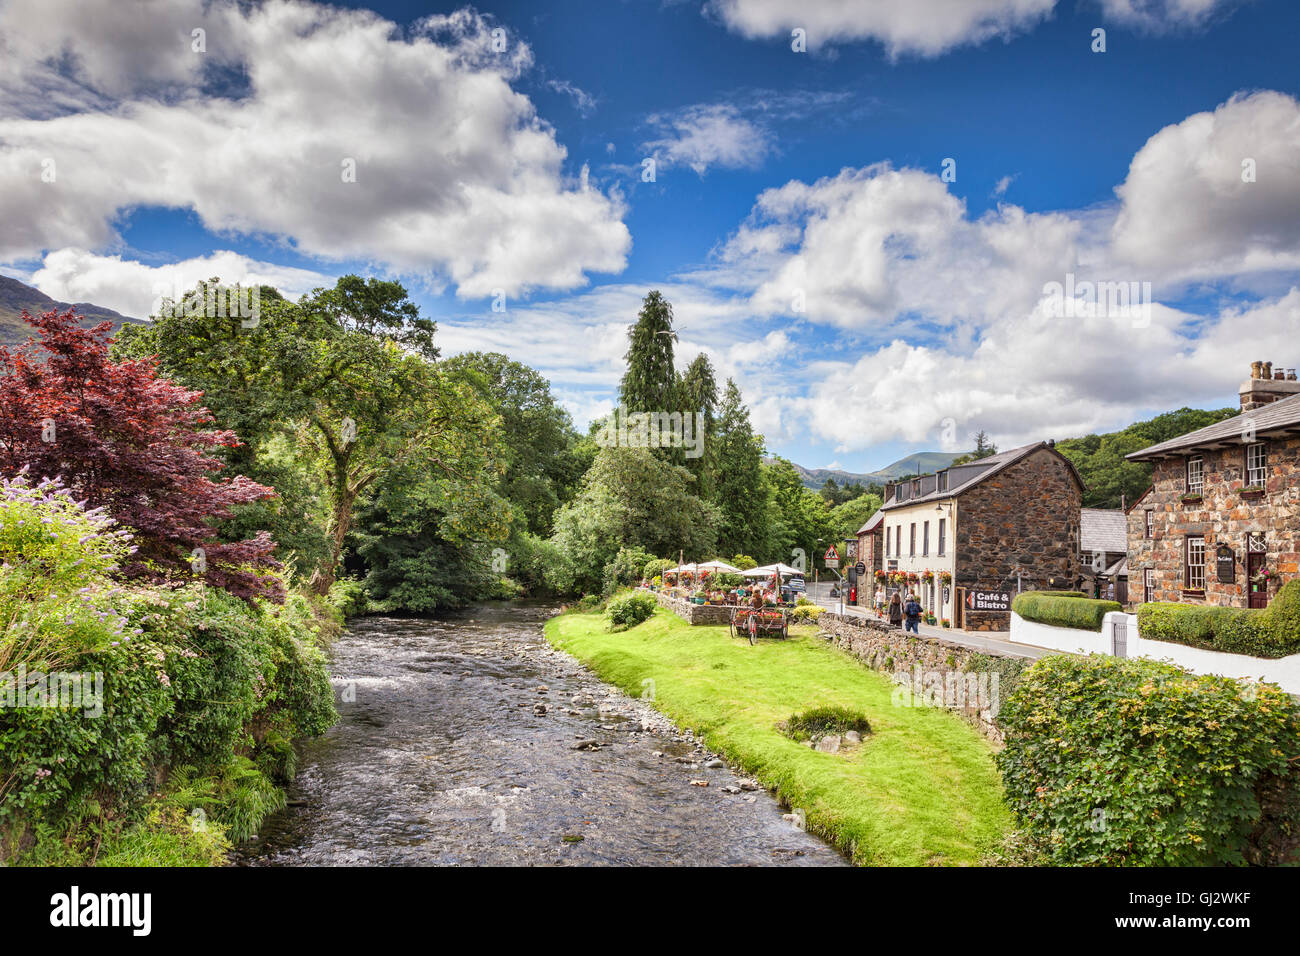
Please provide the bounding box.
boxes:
[545,606,1010,866]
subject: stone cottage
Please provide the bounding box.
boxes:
[875,442,1084,631]
[1126,363,1300,609]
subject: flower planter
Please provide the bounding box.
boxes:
[1242,486,1266,501]
[1179,494,1203,505]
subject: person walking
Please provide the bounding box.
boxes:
[888,591,903,627]
[903,592,923,634]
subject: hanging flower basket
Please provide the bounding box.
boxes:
[874,569,889,583]
[920,569,935,583]
[939,571,953,584]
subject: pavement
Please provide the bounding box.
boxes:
[805,582,1056,660]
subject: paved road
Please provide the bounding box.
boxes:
[806,582,1056,660]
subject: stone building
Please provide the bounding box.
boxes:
[1126,364,1300,609]
[854,510,884,607]
[875,442,1084,631]
[1081,507,1128,602]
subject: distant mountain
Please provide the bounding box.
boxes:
[0,274,143,344]
[773,451,968,491]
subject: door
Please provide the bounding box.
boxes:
[1247,551,1268,608]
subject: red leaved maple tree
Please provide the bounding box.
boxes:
[0,308,283,602]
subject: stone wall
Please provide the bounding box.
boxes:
[955,447,1083,631]
[653,590,734,625]
[816,611,1034,744]
[1127,436,1300,608]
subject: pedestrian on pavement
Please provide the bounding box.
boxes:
[904,592,923,634]
[888,592,903,627]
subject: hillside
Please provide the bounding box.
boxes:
[774,451,967,491]
[1056,406,1239,509]
[0,274,143,344]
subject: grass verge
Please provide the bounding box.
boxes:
[545,607,1010,866]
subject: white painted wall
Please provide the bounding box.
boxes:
[1010,611,1300,693]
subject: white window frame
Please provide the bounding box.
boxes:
[1186,535,1206,591]
[1186,456,1204,495]
[1144,568,1155,603]
[1246,443,1267,486]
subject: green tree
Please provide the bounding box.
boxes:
[443,352,586,537]
[712,379,769,559]
[763,457,833,571]
[619,290,677,415]
[550,447,718,594]
[830,491,883,544]
[678,352,719,494]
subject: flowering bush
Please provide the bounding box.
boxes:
[0,471,137,673]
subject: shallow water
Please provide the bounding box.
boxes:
[237,603,845,866]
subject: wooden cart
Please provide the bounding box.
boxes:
[729,606,790,644]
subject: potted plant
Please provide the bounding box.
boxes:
[1180,492,1203,504]
[1251,568,1279,587]
[940,618,951,628]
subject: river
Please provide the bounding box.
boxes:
[238,603,845,866]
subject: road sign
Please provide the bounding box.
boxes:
[824,545,839,561]
[854,561,866,576]
[964,590,1012,612]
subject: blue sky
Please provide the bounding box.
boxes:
[2,0,1298,474]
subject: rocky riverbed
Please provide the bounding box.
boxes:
[237,602,845,866]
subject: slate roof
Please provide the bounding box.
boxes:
[856,510,885,536]
[1080,508,1127,555]
[1126,393,1300,460]
[879,441,1083,511]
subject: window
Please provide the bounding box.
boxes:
[896,526,902,558]
[1185,535,1206,591]
[937,471,948,492]
[909,523,916,557]
[938,518,946,556]
[1144,510,1153,539]
[1186,456,1204,495]
[1246,443,1267,486]
[922,521,930,557]
[1144,568,1155,603]
[885,525,891,558]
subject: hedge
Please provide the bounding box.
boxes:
[1011,592,1120,631]
[1137,580,1300,659]
[997,654,1300,866]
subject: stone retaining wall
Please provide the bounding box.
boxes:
[653,591,734,625]
[816,612,1034,744]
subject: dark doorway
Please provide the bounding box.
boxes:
[1247,551,1268,609]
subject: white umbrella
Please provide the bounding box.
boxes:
[741,563,803,578]
[695,560,741,574]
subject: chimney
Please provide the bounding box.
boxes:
[1241,360,1300,411]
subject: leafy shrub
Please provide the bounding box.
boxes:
[713,572,743,590]
[0,471,134,673]
[643,557,676,582]
[731,554,757,570]
[997,654,1300,866]
[791,605,823,623]
[327,577,369,619]
[606,592,657,630]
[0,579,336,858]
[1012,592,1120,631]
[602,546,657,596]
[1137,580,1300,658]
[782,705,871,741]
